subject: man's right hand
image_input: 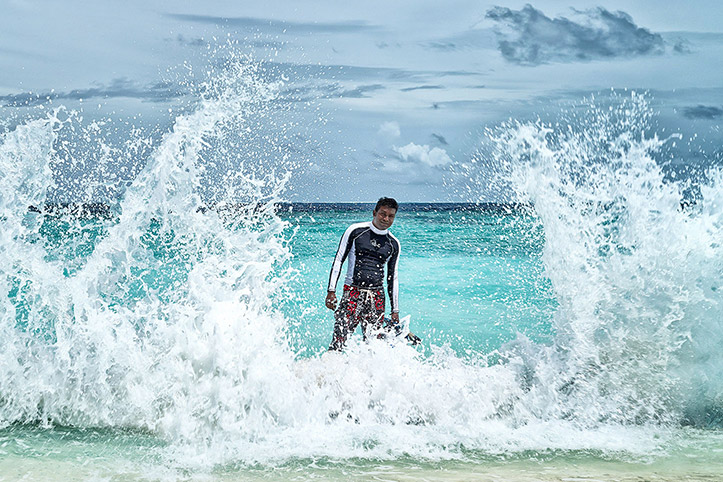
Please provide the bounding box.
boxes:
[325,291,337,310]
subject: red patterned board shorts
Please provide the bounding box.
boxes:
[329,285,385,351]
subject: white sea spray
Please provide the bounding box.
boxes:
[487,92,722,427]
[0,64,720,474]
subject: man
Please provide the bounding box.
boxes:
[325,197,401,351]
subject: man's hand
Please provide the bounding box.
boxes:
[325,291,337,310]
[391,312,399,323]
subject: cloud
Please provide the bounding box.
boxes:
[400,85,443,92]
[167,14,378,34]
[0,78,183,107]
[171,34,206,47]
[237,60,472,88]
[378,121,401,139]
[393,142,452,167]
[485,4,664,65]
[431,133,448,145]
[249,40,286,49]
[0,46,48,61]
[376,41,402,49]
[673,39,692,54]
[337,84,385,98]
[682,105,723,120]
[419,28,497,53]
[374,142,453,185]
[278,82,385,103]
[426,42,458,51]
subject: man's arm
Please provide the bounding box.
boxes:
[326,224,357,310]
[387,235,401,321]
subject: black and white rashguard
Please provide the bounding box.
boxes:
[328,221,401,313]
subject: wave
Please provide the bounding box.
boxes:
[487,92,722,428]
[0,56,720,469]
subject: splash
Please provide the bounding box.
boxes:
[0,55,299,449]
[488,92,723,427]
[1,65,720,473]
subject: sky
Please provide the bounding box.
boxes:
[1,0,722,202]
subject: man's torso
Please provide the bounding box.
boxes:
[344,225,396,288]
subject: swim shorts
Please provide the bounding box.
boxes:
[329,284,385,351]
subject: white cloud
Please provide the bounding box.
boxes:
[393,142,452,167]
[377,121,401,139]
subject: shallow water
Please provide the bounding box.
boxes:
[280,205,555,357]
[2,424,722,481]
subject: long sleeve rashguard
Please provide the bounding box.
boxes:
[327,221,400,313]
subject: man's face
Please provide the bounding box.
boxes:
[372,206,397,230]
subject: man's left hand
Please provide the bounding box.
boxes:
[391,312,399,324]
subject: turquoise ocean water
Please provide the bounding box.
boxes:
[1,60,722,480]
[280,204,555,358]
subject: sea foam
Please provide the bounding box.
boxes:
[0,58,720,469]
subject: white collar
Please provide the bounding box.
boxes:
[369,221,388,235]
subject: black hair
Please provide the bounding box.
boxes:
[374,197,398,212]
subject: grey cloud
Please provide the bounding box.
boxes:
[276,82,384,103]
[169,34,284,50]
[338,84,385,98]
[426,42,457,51]
[673,39,692,54]
[239,60,477,87]
[400,85,443,92]
[431,133,448,145]
[385,68,476,82]
[422,28,497,52]
[273,62,391,80]
[1,78,183,107]
[167,13,378,34]
[682,105,723,120]
[432,70,477,77]
[172,34,206,47]
[250,40,286,49]
[376,41,402,49]
[486,4,664,65]
[0,46,48,61]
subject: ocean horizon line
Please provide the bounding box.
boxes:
[27,201,532,217]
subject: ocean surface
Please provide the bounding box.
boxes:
[1,58,722,481]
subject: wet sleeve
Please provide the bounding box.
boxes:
[328,225,355,292]
[387,237,400,313]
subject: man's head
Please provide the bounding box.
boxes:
[372,197,398,230]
